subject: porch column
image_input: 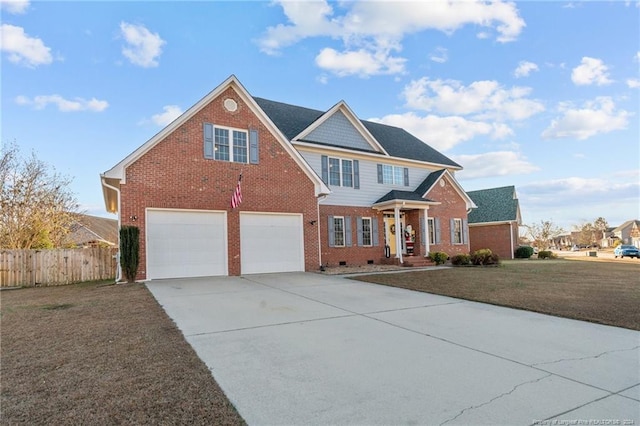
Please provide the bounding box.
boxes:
[423,208,430,257]
[394,206,403,264]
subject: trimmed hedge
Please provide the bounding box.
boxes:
[470,248,500,266]
[515,246,534,259]
[538,250,556,259]
[451,254,471,266]
[428,251,449,265]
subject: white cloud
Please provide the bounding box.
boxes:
[0,0,29,14]
[635,51,640,62]
[120,22,165,68]
[402,77,545,121]
[15,94,108,112]
[315,47,405,77]
[369,112,511,151]
[571,57,613,86]
[0,24,52,67]
[627,78,640,89]
[429,47,448,64]
[542,97,630,140]
[259,0,524,77]
[514,60,539,78]
[151,105,182,126]
[454,151,539,179]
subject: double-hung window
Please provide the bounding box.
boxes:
[328,157,354,187]
[378,164,409,186]
[428,218,435,244]
[205,123,256,163]
[452,218,463,244]
[333,216,345,247]
[361,217,372,246]
[215,127,247,163]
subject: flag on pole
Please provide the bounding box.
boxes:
[231,174,242,209]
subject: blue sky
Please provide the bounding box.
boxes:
[2,0,639,231]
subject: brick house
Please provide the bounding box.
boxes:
[101,75,476,280]
[467,186,521,259]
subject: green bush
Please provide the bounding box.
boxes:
[428,251,449,265]
[537,250,556,259]
[451,254,471,266]
[470,248,500,266]
[120,225,140,283]
[514,246,534,259]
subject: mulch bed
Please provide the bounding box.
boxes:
[353,259,640,330]
[1,282,245,425]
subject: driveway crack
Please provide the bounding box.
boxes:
[530,345,640,367]
[439,373,553,426]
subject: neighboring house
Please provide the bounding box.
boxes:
[612,220,640,247]
[66,214,118,247]
[100,75,475,280]
[466,186,521,259]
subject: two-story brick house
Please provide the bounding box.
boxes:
[101,75,476,280]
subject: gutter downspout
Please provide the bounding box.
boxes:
[317,195,327,270]
[101,177,122,283]
[510,221,515,259]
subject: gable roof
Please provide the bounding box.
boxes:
[613,219,640,232]
[66,214,118,246]
[254,97,461,168]
[375,190,436,204]
[467,186,521,225]
[101,75,330,212]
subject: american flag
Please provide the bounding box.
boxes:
[231,174,242,209]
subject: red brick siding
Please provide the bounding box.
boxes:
[469,223,517,260]
[319,206,386,267]
[424,176,470,257]
[119,87,319,279]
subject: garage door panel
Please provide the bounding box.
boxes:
[241,213,304,275]
[147,210,227,279]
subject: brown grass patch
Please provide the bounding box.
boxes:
[1,282,245,425]
[352,259,640,330]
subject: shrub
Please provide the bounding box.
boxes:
[428,251,449,265]
[470,248,500,266]
[514,246,534,259]
[537,250,556,259]
[451,254,471,266]
[120,226,140,283]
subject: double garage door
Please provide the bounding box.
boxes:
[146,209,304,279]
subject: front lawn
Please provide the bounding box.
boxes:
[352,259,640,330]
[0,282,245,425]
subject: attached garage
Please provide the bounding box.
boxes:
[146,209,227,279]
[240,212,304,274]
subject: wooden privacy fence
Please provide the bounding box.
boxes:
[0,247,118,287]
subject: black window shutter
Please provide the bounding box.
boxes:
[204,123,214,159]
[353,160,360,189]
[321,155,329,184]
[249,129,259,164]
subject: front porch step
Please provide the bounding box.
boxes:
[402,257,435,268]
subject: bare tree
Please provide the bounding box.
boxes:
[525,220,565,249]
[0,143,80,249]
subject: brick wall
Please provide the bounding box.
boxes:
[469,222,517,260]
[424,175,470,257]
[119,87,319,278]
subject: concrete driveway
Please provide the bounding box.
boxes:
[147,272,640,425]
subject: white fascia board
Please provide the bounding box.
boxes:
[469,220,517,227]
[292,101,389,156]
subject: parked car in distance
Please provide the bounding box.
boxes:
[614,245,640,259]
[571,245,580,251]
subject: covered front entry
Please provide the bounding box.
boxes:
[146,209,228,279]
[383,213,405,255]
[240,212,304,274]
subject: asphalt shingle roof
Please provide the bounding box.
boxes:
[254,97,461,168]
[467,186,519,224]
[375,190,435,204]
[414,169,446,196]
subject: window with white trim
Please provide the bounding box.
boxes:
[328,157,353,187]
[428,218,435,244]
[382,165,405,185]
[214,126,247,163]
[333,216,345,247]
[453,218,463,244]
[362,217,372,246]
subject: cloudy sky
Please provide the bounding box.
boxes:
[2,0,639,230]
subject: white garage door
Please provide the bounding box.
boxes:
[240,213,304,274]
[146,209,227,279]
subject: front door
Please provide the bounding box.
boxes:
[384,214,405,255]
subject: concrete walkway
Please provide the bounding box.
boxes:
[147,272,640,425]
